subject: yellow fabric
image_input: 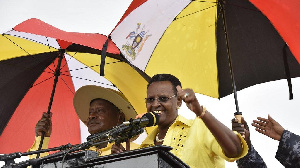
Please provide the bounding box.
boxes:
[27,136,50,159]
[145,0,219,98]
[0,35,58,61]
[140,115,248,168]
[88,142,140,156]
[28,136,140,159]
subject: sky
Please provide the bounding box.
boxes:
[0,0,299,167]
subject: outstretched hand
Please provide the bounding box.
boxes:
[252,115,284,141]
[35,112,52,137]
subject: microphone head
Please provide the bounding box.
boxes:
[143,111,159,127]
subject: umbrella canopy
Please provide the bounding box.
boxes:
[109,0,300,100]
[0,18,132,153]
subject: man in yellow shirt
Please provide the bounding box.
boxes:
[29,85,139,158]
[139,74,248,168]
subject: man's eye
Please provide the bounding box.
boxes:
[159,97,169,102]
[146,98,155,102]
[96,109,104,113]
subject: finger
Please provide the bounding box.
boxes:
[111,145,120,154]
[256,117,268,122]
[176,85,183,93]
[244,121,249,131]
[255,128,267,135]
[176,85,185,98]
[36,127,48,133]
[232,118,238,123]
[268,114,277,124]
[251,122,265,130]
[232,122,243,128]
[232,126,245,132]
[37,120,51,126]
[253,120,267,127]
[135,113,145,119]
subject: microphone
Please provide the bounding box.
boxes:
[122,111,159,127]
[87,112,159,142]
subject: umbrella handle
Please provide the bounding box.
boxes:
[234,113,242,124]
[234,112,245,138]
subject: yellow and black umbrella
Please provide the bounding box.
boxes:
[107,0,300,109]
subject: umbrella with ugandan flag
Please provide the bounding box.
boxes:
[0,18,142,154]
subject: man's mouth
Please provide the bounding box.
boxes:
[153,110,163,115]
[88,122,99,126]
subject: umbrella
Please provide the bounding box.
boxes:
[0,18,128,153]
[107,0,300,107]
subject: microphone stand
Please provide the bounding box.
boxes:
[0,143,72,167]
[1,133,122,168]
[2,119,145,168]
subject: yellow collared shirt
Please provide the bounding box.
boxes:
[140,115,248,168]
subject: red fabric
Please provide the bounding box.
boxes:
[57,39,72,49]
[13,18,120,54]
[0,57,80,153]
[250,0,300,64]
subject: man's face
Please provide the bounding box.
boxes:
[87,99,121,134]
[146,81,179,127]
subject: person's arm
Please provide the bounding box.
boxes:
[275,130,300,168]
[232,118,267,168]
[252,115,300,167]
[236,144,267,168]
[176,86,245,158]
[28,112,52,159]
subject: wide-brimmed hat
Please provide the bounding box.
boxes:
[73,85,137,125]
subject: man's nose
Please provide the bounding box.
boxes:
[88,112,97,120]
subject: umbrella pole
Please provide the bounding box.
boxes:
[36,49,64,158]
[100,38,109,76]
[219,1,242,121]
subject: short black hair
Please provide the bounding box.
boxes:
[147,74,182,95]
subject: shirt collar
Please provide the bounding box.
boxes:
[141,115,193,146]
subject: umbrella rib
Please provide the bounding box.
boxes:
[58,76,75,95]
[174,4,217,21]
[45,37,51,50]
[60,61,123,73]
[3,34,31,55]
[46,62,56,73]
[31,75,55,88]
[59,72,116,88]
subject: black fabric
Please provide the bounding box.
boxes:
[0,52,58,135]
[282,45,293,100]
[276,130,300,168]
[217,0,300,98]
[100,39,109,76]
